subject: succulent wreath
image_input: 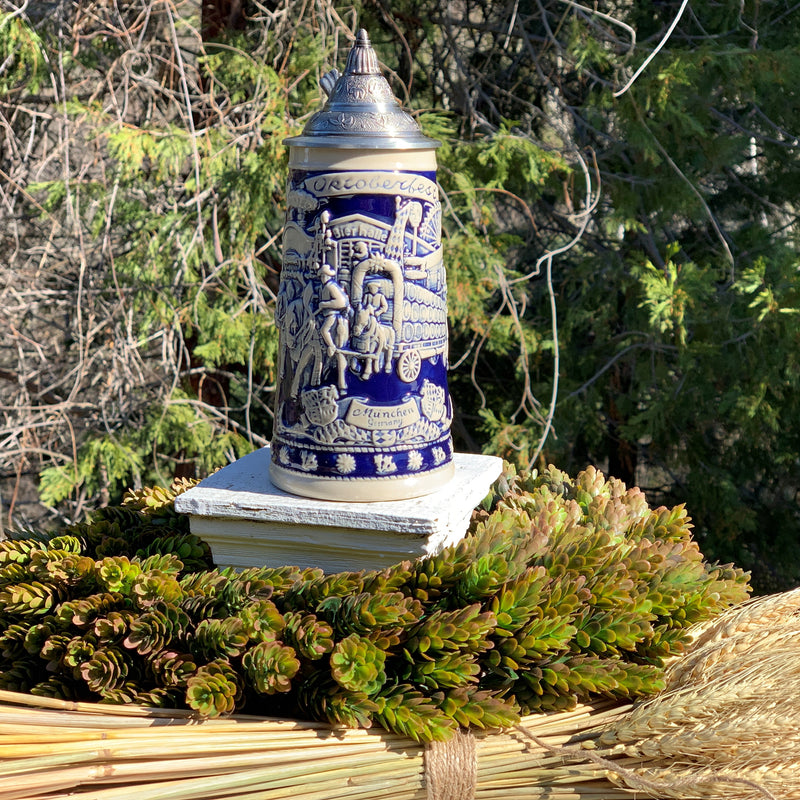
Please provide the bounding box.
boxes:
[0,465,749,743]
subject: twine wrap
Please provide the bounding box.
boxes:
[424,728,477,800]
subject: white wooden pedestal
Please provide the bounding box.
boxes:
[174,446,502,572]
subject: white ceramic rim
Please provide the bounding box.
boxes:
[288,147,437,172]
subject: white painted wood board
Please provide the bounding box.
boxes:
[174,446,502,571]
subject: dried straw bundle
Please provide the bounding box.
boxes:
[0,588,798,800]
[0,691,632,800]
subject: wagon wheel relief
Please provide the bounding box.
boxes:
[396,349,421,382]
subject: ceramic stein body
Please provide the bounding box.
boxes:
[270,31,454,501]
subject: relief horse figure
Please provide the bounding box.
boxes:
[351,306,395,380]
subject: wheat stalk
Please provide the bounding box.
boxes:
[664,626,798,690]
[621,764,800,800]
[683,587,800,652]
[599,649,800,749]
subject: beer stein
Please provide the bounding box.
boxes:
[270,29,454,501]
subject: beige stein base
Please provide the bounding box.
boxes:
[269,459,455,502]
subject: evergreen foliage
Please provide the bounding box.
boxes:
[0,468,748,742]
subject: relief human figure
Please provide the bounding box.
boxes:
[361,281,389,321]
[317,258,349,357]
[289,210,350,396]
[309,209,348,358]
[309,210,350,391]
[290,312,325,398]
[315,257,350,391]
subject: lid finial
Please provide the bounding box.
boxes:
[284,28,439,150]
[345,29,381,75]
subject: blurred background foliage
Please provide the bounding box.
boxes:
[1,0,799,592]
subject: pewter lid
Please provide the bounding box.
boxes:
[285,29,438,150]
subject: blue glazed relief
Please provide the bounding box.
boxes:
[272,167,454,486]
